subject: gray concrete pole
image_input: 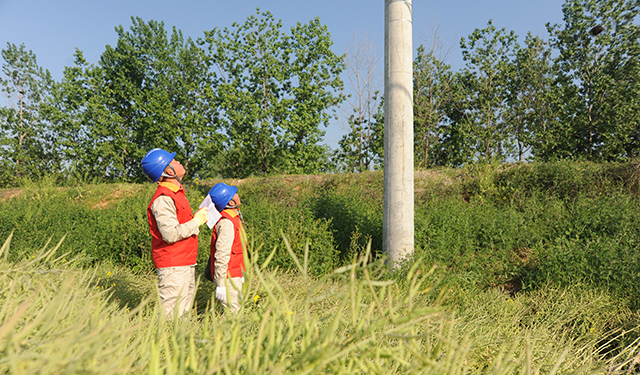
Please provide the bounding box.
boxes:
[384,0,414,268]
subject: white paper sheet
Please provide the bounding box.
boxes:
[199,195,221,229]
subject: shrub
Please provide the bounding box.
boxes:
[3,160,640,308]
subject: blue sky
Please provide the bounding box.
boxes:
[0,0,566,148]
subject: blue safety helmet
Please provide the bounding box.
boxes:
[208,183,238,212]
[141,148,176,182]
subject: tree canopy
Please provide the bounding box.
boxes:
[1,1,640,186]
[408,0,640,168]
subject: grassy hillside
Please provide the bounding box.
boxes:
[3,160,640,372]
[2,235,640,373]
[2,160,640,305]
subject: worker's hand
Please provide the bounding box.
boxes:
[193,207,208,226]
[215,286,227,304]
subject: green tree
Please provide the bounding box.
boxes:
[50,18,219,181]
[334,32,381,172]
[431,71,475,167]
[547,0,640,160]
[458,20,519,163]
[335,99,384,172]
[0,43,56,185]
[413,45,457,168]
[46,50,105,180]
[203,9,344,178]
[505,34,557,161]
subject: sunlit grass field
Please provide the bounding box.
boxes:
[2,233,640,374]
[4,161,640,373]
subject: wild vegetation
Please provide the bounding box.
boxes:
[3,161,640,303]
[2,161,640,372]
[2,0,640,371]
[2,223,640,374]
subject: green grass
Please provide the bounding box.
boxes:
[4,161,640,302]
[2,234,640,374]
[4,161,640,372]
[3,161,640,296]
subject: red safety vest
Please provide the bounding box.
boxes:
[147,184,198,268]
[210,210,246,279]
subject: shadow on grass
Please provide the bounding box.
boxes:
[93,271,156,311]
[92,267,224,316]
[194,263,218,315]
[308,194,383,265]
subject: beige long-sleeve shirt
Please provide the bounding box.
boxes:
[214,218,235,287]
[151,182,200,244]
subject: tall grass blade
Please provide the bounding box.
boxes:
[0,231,12,261]
[303,239,309,277]
[281,230,306,280]
[44,234,68,263]
[261,245,278,270]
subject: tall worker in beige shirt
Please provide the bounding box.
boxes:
[142,148,208,317]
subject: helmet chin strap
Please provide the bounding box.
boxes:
[225,201,243,222]
[161,165,183,185]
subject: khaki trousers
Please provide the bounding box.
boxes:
[218,277,244,313]
[156,265,196,318]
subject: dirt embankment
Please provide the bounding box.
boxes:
[0,189,21,200]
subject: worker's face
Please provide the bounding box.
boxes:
[230,193,241,207]
[166,159,186,180]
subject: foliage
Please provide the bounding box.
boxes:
[334,98,383,173]
[306,172,384,263]
[0,43,57,186]
[48,18,218,181]
[5,160,640,310]
[334,32,382,172]
[412,45,456,168]
[5,2,640,181]
[2,12,345,183]
[203,9,345,178]
[2,235,640,373]
[506,34,557,162]
[457,20,519,163]
[409,0,640,166]
[547,0,640,161]
[418,161,640,309]
[0,182,153,271]
[0,176,345,276]
[242,196,338,276]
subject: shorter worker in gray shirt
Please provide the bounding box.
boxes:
[207,182,246,313]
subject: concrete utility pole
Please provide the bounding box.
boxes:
[384,0,414,268]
